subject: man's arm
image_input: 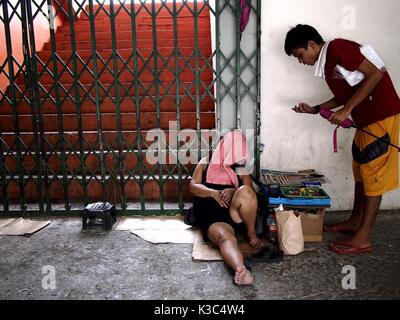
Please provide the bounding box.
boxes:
[328,58,383,125]
[319,97,343,111]
[293,97,342,114]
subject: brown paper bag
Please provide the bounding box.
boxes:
[276,210,304,255]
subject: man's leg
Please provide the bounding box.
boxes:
[229,185,267,249]
[348,182,367,229]
[330,194,381,254]
[330,115,398,253]
[324,181,366,233]
[343,194,382,248]
[207,222,253,285]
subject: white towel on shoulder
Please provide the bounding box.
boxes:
[315,42,386,87]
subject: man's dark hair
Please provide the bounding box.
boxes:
[284,24,324,56]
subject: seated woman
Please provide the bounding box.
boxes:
[190,130,267,286]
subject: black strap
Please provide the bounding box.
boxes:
[352,133,390,164]
[201,164,209,184]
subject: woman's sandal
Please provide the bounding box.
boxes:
[233,266,253,286]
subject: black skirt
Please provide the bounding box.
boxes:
[193,182,246,240]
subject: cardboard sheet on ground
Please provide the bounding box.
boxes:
[115,216,196,244]
[192,230,260,261]
[115,216,191,231]
[0,218,51,236]
[114,216,262,252]
[131,228,196,244]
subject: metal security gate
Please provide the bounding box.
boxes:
[0,0,260,216]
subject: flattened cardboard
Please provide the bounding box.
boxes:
[115,216,190,231]
[116,216,195,244]
[131,228,196,244]
[0,218,51,236]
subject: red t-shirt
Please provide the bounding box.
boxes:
[324,38,400,128]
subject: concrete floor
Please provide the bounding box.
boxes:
[1,210,399,300]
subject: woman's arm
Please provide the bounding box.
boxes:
[189,159,219,198]
[190,159,228,207]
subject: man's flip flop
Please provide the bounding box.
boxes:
[328,239,351,249]
[329,242,373,255]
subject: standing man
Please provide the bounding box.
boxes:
[284,24,400,254]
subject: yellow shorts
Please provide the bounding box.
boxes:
[353,114,400,196]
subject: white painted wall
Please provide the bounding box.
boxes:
[260,0,400,210]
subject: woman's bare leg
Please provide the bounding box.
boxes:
[229,185,267,249]
[207,222,253,285]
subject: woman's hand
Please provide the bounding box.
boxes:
[212,189,236,208]
[219,188,237,207]
[211,190,227,208]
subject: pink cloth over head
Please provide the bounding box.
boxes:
[206,130,249,188]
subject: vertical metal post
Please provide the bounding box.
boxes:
[67,0,88,205]
[215,0,222,137]
[172,0,183,210]
[151,0,164,211]
[24,0,48,213]
[255,0,261,181]
[88,0,106,196]
[46,0,70,210]
[109,0,126,210]
[193,0,201,162]
[235,0,241,129]
[2,1,26,212]
[215,0,222,136]
[130,0,146,213]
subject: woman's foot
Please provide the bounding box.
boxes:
[248,233,268,249]
[234,266,253,285]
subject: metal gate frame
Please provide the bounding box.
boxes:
[0,0,261,216]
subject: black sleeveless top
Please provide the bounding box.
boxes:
[193,164,245,239]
